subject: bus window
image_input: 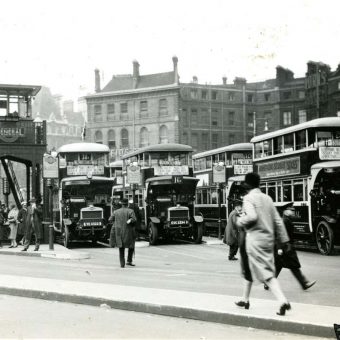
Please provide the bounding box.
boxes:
[218,152,226,163]
[293,180,304,201]
[211,189,218,204]
[212,154,218,164]
[206,156,212,169]
[263,139,272,156]
[255,142,263,158]
[284,133,294,152]
[317,131,332,146]
[333,130,340,146]
[196,190,202,204]
[308,129,316,148]
[260,184,266,194]
[152,152,168,165]
[283,181,292,202]
[268,182,276,201]
[296,130,307,150]
[202,189,208,204]
[277,182,282,202]
[273,136,283,154]
[142,153,150,167]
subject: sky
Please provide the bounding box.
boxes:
[1,0,340,100]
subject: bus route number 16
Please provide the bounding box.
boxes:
[173,176,183,184]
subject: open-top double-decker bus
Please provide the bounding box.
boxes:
[192,143,252,235]
[251,117,340,255]
[53,142,115,247]
[121,143,203,245]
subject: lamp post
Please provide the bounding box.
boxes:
[213,162,226,239]
[46,178,54,250]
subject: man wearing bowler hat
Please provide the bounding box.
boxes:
[110,198,137,267]
[22,197,43,252]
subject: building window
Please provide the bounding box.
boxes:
[140,100,148,118]
[159,125,168,144]
[298,110,307,124]
[229,134,235,145]
[94,104,102,115]
[191,133,198,149]
[201,108,209,125]
[159,98,168,116]
[182,132,188,145]
[191,108,198,125]
[202,133,209,150]
[228,92,235,101]
[264,93,271,102]
[298,91,305,99]
[95,130,103,144]
[182,108,188,126]
[228,111,235,125]
[212,109,219,126]
[190,89,198,99]
[212,133,218,148]
[107,103,115,116]
[120,128,129,147]
[140,127,148,147]
[264,111,271,130]
[201,90,207,100]
[108,129,116,149]
[211,91,218,100]
[283,112,292,126]
[247,94,253,102]
[120,103,128,119]
[247,112,254,127]
[283,91,291,100]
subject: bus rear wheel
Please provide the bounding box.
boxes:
[193,223,203,244]
[148,222,158,245]
[316,221,334,255]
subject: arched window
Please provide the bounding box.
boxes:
[140,127,149,147]
[159,125,168,144]
[121,128,129,147]
[108,129,116,149]
[95,130,103,144]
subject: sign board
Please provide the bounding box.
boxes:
[257,157,300,179]
[154,165,189,176]
[67,165,104,176]
[234,164,253,175]
[43,155,59,179]
[172,176,183,184]
[127,165,141,184]
[213,164,226,183]
[319,146,340,160]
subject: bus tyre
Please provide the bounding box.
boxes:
[316,221,334,255]
[193,223,203,244]
[63,225,70,249]
[148,222,158,245]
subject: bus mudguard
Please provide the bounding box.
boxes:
[194,215,204,223]
[321,216,337,225]
[150,217,160,224]
[63,218,72,226]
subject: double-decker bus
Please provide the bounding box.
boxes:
[192,143,253,235]
[251,117,340,255]
[121,143,203,245]
[53,142,115,247]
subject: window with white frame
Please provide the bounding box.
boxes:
[298,110,307,124]
[283,111,292,126]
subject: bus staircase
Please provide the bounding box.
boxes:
[1,159,23,208]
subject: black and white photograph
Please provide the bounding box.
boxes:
[0,0,339,339]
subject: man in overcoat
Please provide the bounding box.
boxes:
[22,197,43,252]
[236,173,291,316]
[110,198,136,268]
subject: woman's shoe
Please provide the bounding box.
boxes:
[9,245,14,248]
[276,302,291,316]
[235,301,250,309]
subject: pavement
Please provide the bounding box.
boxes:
[0,240,337,339]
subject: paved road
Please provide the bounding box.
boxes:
[0,294,327,339]
[0,239,338,307]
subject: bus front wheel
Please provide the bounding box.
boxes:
[193,223,203,244]
[148,222,158,245]
[316,221,334,255]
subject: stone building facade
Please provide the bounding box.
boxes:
[85,58,340,157]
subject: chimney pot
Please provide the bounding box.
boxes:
[94,68,101,93]
[222,76,227,85]
[193,76,198,84]
[172,56,179,84]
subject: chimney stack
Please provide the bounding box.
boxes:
[172,56,179,84]
[132,60,140,88]
[222,76,227,85]
[192,76,198,84]
[94,69,101,93]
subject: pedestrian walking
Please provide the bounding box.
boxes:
[109,197,122,247]
[235,172,291,316]
[110,198,137,267]
[224,200,241,260]
[22,198,43,252]
[0,202,5,248]
[264,202,316,291]
[7,203,19,248]
[17,201,28,246]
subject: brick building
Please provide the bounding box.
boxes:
[85,58,340,158]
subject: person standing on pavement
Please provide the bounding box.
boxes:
[224,200,241,261]
[17,201,28,246]
[22,198,43,252]
[7,203,19,248]
[0,203,5,248]
[109,197,122,247]
[265,202,316,291]
[235,173,291,316]
[110,198,136,268]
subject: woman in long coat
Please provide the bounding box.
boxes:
[23,198,43,251]
[17,201,28,245]
[8,204,19,248]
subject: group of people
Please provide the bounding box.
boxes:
[0,198,43,251]
[224,172,316,316]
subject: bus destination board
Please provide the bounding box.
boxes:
[257,157,300,179]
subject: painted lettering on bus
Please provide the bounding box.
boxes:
[257,157,300,179]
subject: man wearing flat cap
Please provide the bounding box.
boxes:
[110,198,137,267]
[22,197,43,251]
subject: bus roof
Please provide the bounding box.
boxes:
[60,176,114,183]
[311,161,340,170]
[192,143,252,159]
[122,143,193,159]
[57,142,110,154]
[251,117,340,143]
[146,176,199,185]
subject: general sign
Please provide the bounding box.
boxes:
[257,157,300,179]
[319,146,340,160]
[127,165,141,184]
[234,164,253,175]
[43,155,59,179]
[213,164,226,183]
[154,165,189,176]
[67,165,104,176]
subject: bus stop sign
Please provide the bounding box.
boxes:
[43,154,59,179]
[213,164,226,184]
[127,165,141,184]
